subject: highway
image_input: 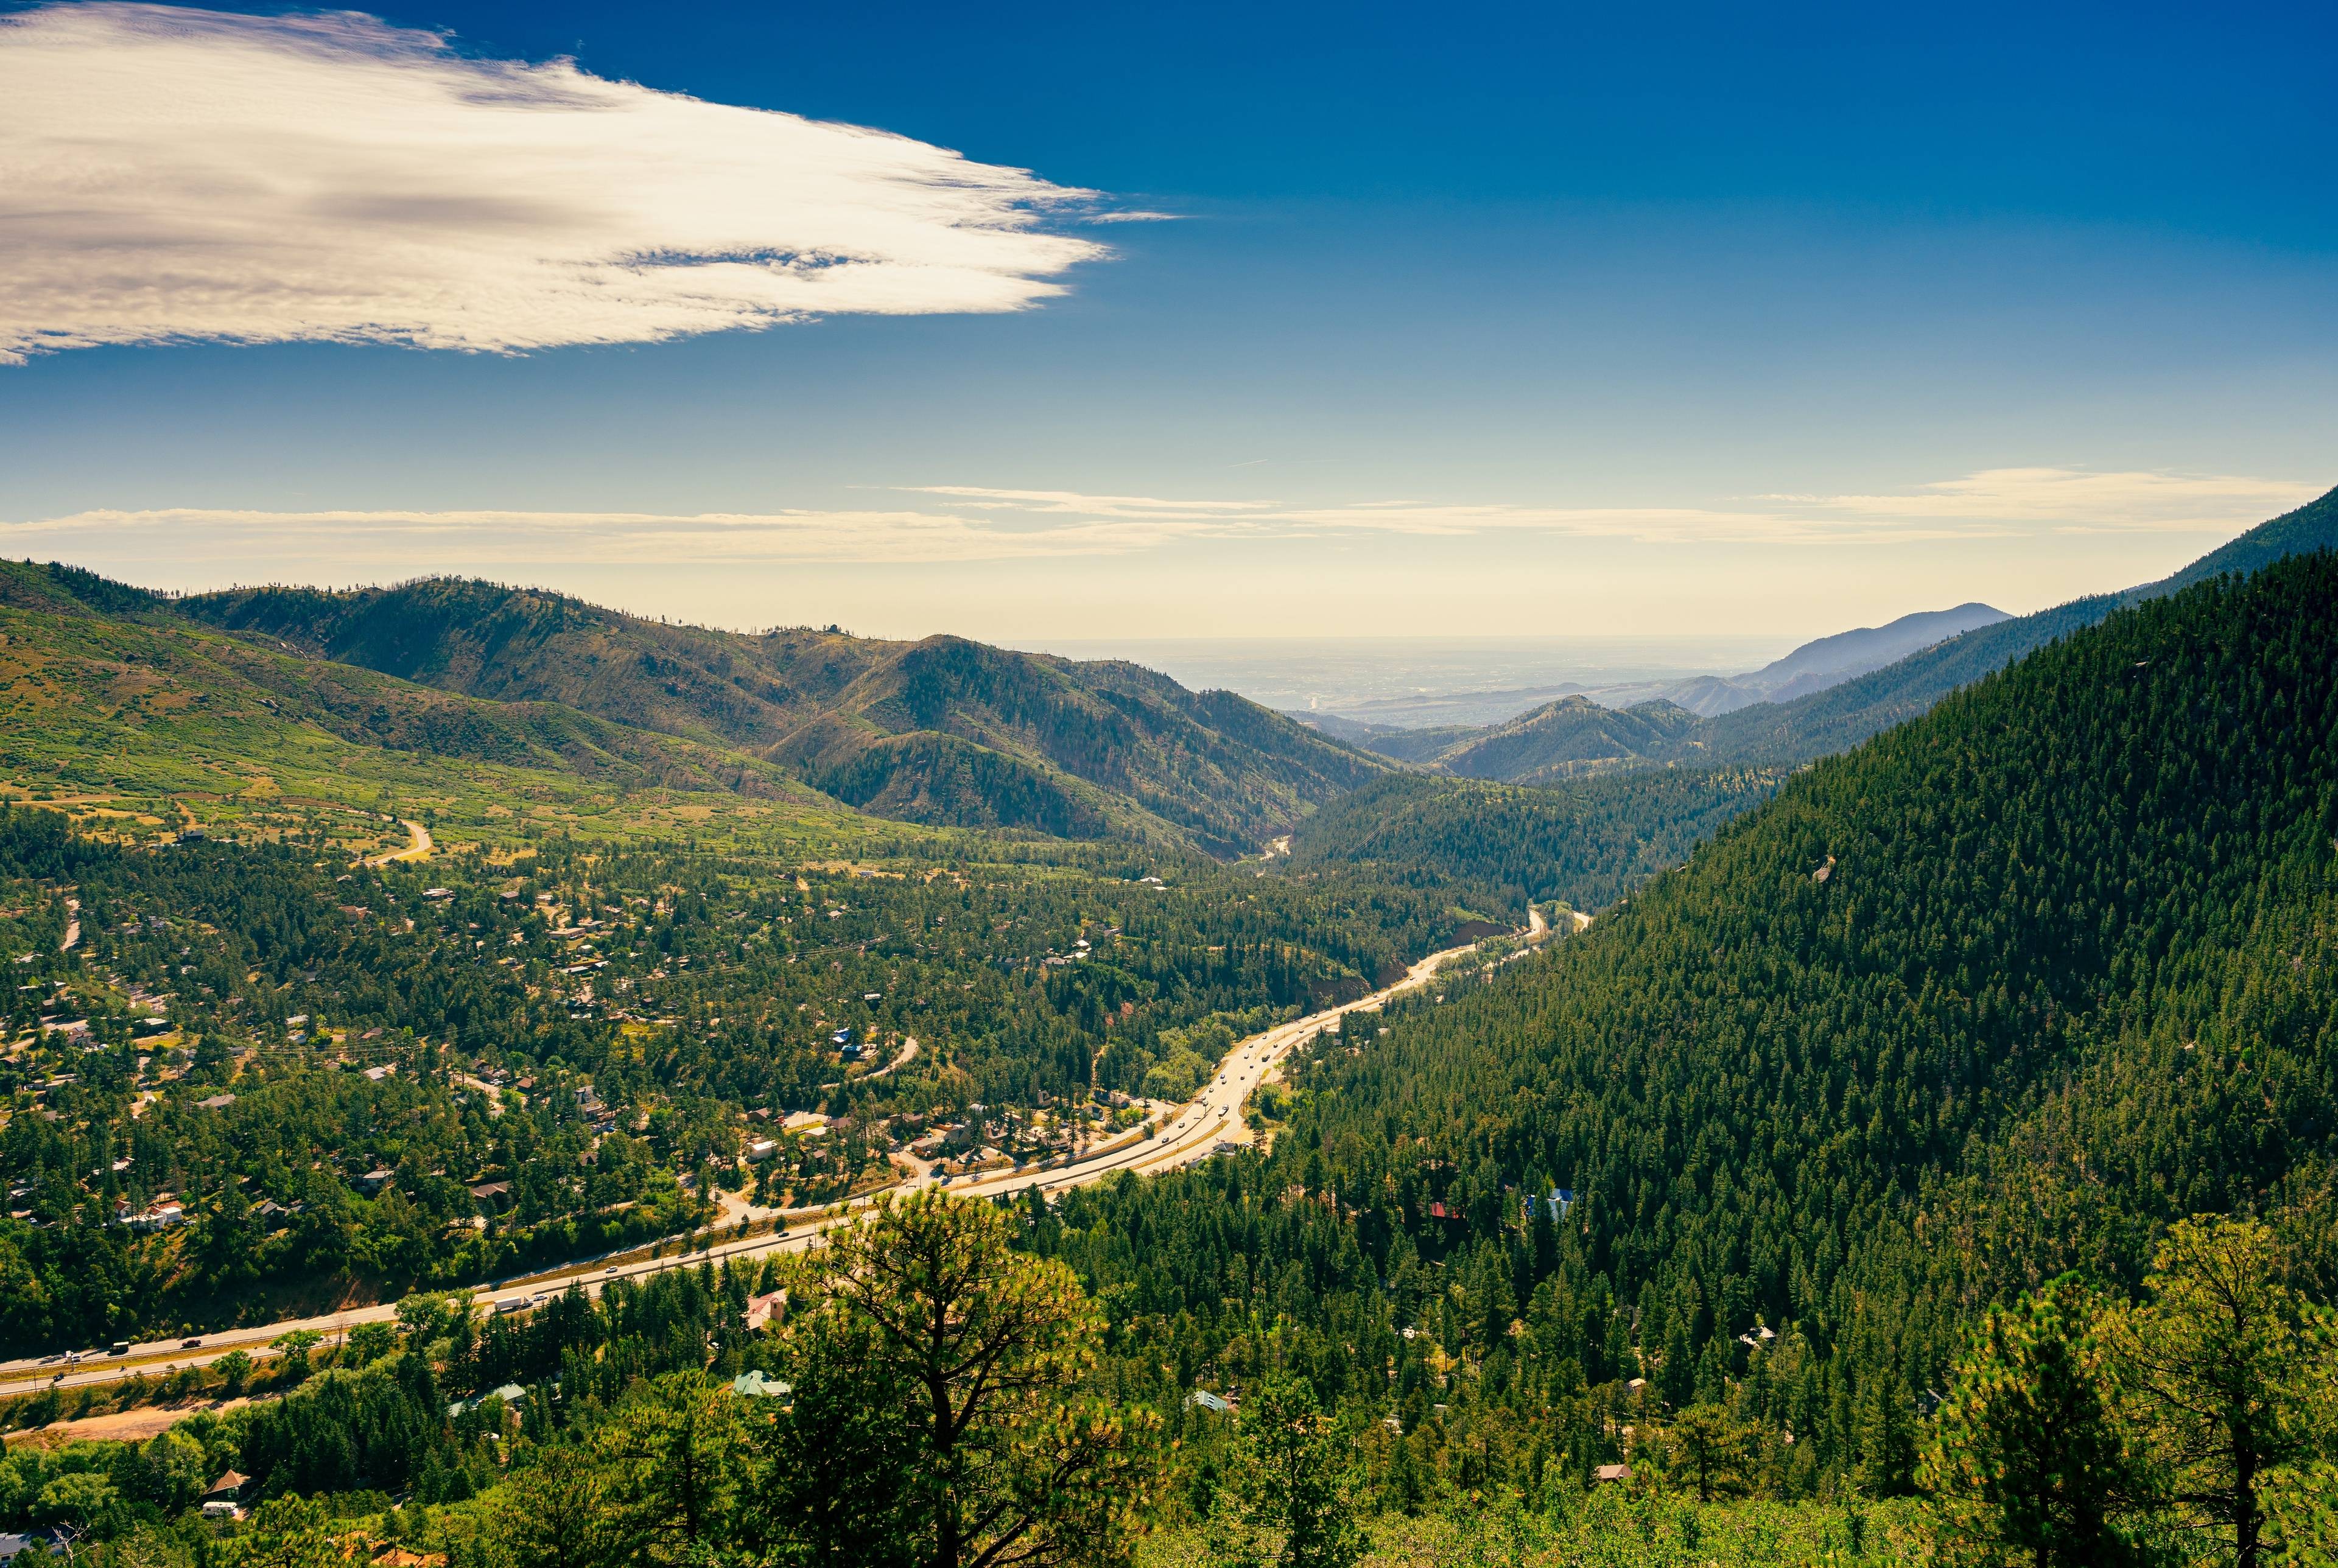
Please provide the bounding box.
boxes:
[0,923,1531,1401]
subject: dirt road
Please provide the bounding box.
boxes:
[364,819,433,867]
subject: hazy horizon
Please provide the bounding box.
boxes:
[1030,634,1794,715]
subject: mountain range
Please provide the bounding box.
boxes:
[1309,483,2338,783]
[1207,541,2338,1450]
[4,483,2331,864]
[2,567,1380,856]
[1290,601,2011,737]
[1707,600,2010,709]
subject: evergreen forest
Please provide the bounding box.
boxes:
[2,522,2336,1566]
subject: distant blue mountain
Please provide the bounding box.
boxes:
[1330,483,2338,777]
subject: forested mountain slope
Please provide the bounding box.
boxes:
[1598,600,2013,718]
[1427,696,1701,782]
[1040,551,2338,1483]
[1287,765,1785,912]
[2137,481,2338,600]
[177,578,1381,853]
[1307,716,1481,764]
[1685,593,2118,764]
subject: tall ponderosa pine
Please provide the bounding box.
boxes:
[593,1371,747,1567]
[1205,1377,1367,1568]
[1665,1402,1753,1502]
[806,1189,1156,1568]
[2108,1219,2338,1568]
[1922,1276,2154,1566]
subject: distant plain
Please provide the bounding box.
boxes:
[1032,634,1789,728]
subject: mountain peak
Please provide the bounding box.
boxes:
[1746,601,2012,691]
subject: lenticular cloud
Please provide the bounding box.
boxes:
[0,4,1112,362]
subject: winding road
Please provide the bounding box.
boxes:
[0,920,1539,1401]
[365,819,434,867]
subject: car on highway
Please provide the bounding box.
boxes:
[181,1337,202,1349]
[604,1264,619,1275]
[109,1342,129,1356]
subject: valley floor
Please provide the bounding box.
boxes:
[0,925,1510,1401]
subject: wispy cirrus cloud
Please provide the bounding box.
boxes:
[904,487,1271,520]
[1771,467,2320,533]
[15,468,2317,578]
[5,506,1209,569]
[907,489,1854,542]
[905,469,2322,544]
[0,4,1122,362]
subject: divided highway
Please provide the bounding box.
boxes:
[0,923,1540,1401]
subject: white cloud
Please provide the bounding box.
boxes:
[904,486,1828,540]
[7,505,1210,569]
[0,4,1117,362]
[1772,468,2320,533]
[904,486,1271,520]
[905,469,2322,545]
[14,467,2316,579]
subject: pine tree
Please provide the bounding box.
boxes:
[1856,1371,1918,1499]
[2108,1219,2338,1568]
[813,1189,1154,1568]
[493,1446,617,1568]
[1921,1276,2154,1566]
[1207,1376,1367,1568]
[593,1371,745,1566]
[1666,1403,1751,1502]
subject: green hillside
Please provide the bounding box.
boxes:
[2135,481,2338,600]
[0,561,886,853]
[1430,695,1702,781]
[177,578,1383,854]
[1034,550,2338,1490]
[1288,765,1785,912]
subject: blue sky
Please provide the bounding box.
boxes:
[1,0,2331,644]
